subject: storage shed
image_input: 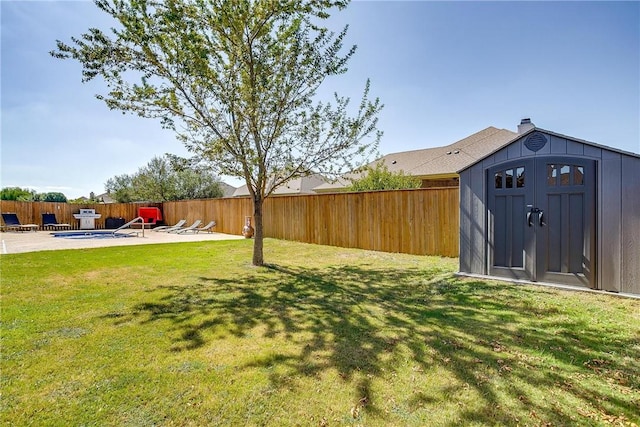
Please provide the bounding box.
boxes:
[458,119,640,296]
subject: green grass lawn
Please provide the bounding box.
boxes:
[1,239,639,426]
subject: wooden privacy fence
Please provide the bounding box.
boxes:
[1,188,459,257]
[164,188,459,257]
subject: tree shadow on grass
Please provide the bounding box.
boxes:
[127,263,640,425]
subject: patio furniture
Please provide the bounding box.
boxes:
[175,220,212,234]
[184,220,217,234]
[170,219,202,234]
[153,219,186,232]
[42,213,72,230]
[131,207,163,229]
[1,213,39,232]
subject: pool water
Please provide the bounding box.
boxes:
[51,231,134,239]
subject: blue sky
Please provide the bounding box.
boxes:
[2,1,639,199]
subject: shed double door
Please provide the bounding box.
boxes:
[487,157,595,288]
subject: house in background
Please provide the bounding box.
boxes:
[229,125,520,195]
[313,126,518,193]
[458,119,640,295]
[219,182,237,198]
[232,174,327,197]
[96,192,116,204]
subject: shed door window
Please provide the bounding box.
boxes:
[494,166,525,189]
[546,164,584,186]
[573,166,584,185]
[516,167,525,187]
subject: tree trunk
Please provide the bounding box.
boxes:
[252,196,264,266]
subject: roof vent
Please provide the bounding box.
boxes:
[524,132,548,152]
[518,118,535,134]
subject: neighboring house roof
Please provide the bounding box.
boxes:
[313,177,353,193]
[96,192,116,203]
[375,126,517,177]
[219,182,237,198]
[232,174,327,197]
[314,126,518,192]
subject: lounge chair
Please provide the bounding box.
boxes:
[172,219,205,234]
[178,220,216,234]
[153,219,186,232]
[1,213,39,232]
[193,220,216,234]
[175,221,216,234]
[42,213,72,230]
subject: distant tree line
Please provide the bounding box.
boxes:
[2,155,223,204]
[105,154,225,203]
[0,187,68,203]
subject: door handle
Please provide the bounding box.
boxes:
[538,210,545,227]
[527,207,539,227]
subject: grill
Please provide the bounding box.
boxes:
[73,209,101,230]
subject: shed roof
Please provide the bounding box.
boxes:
[457,127,640,173]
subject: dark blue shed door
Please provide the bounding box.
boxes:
[487,157,596,288]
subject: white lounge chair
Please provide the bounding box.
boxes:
[169,219,201,234]
[177,220,216,234]
[153,219,186,232]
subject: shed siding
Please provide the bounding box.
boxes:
[600,152,622,292]
[459,170,471,273]
[550,136,567,153]
[507,143,521,160]
[584,144,603,159]
[621,155,640,294]
[494,149,508,164]
[470,163,485,274]
[567,139,584,155]
[459,161,488,276]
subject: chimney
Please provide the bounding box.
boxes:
[518,118,535,134]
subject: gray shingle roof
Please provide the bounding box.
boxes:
[376,126,517,177]
[232,174,327,197]
[313,126,517,192]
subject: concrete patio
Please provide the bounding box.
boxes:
[0,229,245,254]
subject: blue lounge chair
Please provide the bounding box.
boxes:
[1,213,39,232]
[42,213,71,230]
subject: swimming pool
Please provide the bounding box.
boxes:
[51,231,135,240]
